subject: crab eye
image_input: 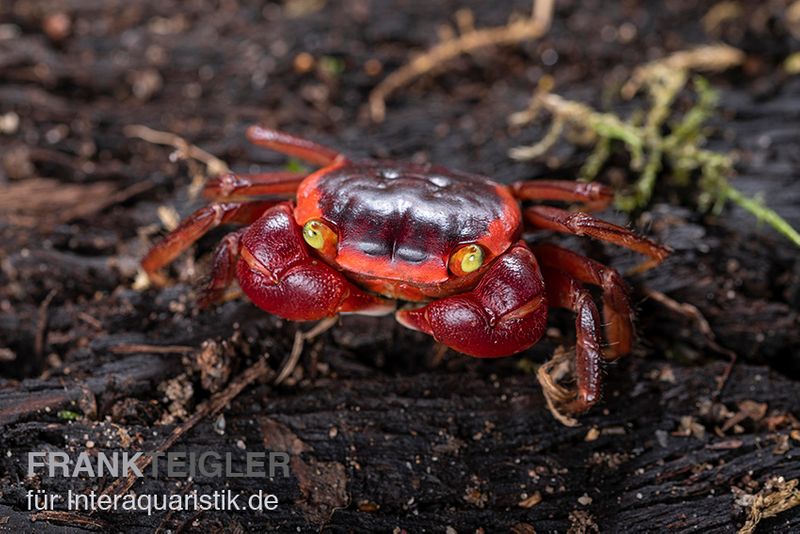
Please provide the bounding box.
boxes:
[302,219,337,253]
[449,244,485,276]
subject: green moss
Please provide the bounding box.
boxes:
[319,55,345,77]
[57,410,80,421]
[510,64,800,248]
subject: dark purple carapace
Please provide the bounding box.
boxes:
[295,160,521,286]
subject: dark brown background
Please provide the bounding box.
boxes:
[1,0,799,532]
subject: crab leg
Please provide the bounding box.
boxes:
[203,171,307,200]
[534,243,633,359]
[247,126,344,167]
[396,242,548,358]
[197,228,248,307]
[141,201,280,285]
[524,206,670,268]
[511,180,613,211]
[540,266,604,413]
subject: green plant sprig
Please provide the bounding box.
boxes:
[508,53,800,248]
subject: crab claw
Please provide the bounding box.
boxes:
[236,202,394,321]
[397,242,548,358]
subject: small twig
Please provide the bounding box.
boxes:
[102,356,274,498]
[0,347,16,362]
[274,316,338,385]
[508,115,564,161]
[622,44,745,99]
[702,2,743,35]
[738,477,800,534]
[645,288,737,397]
[77,312,103,330]
[369,0,553,122]
[34,290,57,360]
[426,342,449,369]
[31,511,110,531]
[124,124,230,176]
[108,343,196,355]
[60,179,157,223]
[713,351,738,400]
[536,346,580,427]
[644,288,733,357]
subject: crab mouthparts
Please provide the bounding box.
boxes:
[335,251,449,285]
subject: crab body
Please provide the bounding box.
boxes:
[294,160,522,300]
[143,126,669,415]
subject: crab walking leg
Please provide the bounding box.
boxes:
[524,206,670,267]
[203,171,307,200]
[540,266,604,413]
[396,242,549,358]
[247,126,344,167]
[534,243,633,359]
[511,180,613,211]
[198,228,248,307]
[141,201,280,285]
[236,202,395,321]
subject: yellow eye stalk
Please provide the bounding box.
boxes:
[450,244,484,276]
[302,219,338,256]
[302,220,325,249]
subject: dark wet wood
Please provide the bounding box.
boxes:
[1,0,799,532]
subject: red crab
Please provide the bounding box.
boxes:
[142,127,669,414]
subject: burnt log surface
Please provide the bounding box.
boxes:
[1,0,799,532]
